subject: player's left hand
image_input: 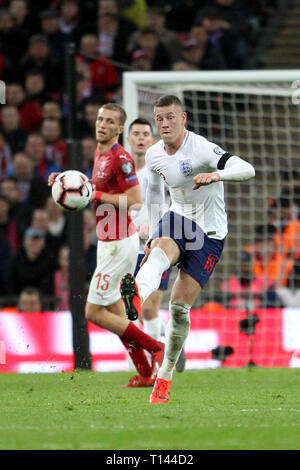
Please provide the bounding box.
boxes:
[192,172,220,190]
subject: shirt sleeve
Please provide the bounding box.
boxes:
[197,136,255,181]
[197,135,229,170]
[115,153,139,192]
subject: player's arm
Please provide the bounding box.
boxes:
[91,185,143,210]
[193,144,255,190]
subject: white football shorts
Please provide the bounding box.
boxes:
[87,232,139,306]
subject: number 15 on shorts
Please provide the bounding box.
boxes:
[95,273,111,291]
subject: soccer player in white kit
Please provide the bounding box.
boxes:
[126,118,185,386]
[120,95,255,403]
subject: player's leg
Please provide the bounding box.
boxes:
[85,299,164,380]
[120,236,180,320]
[141,289,164,340]
[86,234,164,382]
[149,270,200,403]
[150,233,225,403]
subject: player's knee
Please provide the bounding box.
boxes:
[142,304,158,320]
[169,301,191,332]
[85,303,101,324]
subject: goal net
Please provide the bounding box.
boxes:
[123,70,300,312]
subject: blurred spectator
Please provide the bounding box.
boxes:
[54,245,70,311]
[0,9,28,63]
[252,223,294,287]
[39,9,66,61]
[130,49,152,71]
[24,69,47,106]
[5,82,43,132]
[41,118,67,170]
[19,33,63,94]
[197,7,241,69]
[17,286,43,313]
[96,0,137,66]
[9,0,36,40]
[1,105,27,154]
[126,6,182,62]
[25,133,61,181]
[59,0,87,47]
[0,176,32,235]
[181,33,227,70]
[0,37,14,82]
[129,27,172,71]
[0,130,12,181]
[8,226,55,296]
[42,100,63,121]
[195,0,252,68]
[0,230,11,297]
[8,152,49,208]
[75,65,95,111]
[81,137,97,179]
[0,194,21,255]
[221,250,282,309]
[78,100,100,139]
[31,206,65,265]
[45,196,68,244]
[77,33,120,101]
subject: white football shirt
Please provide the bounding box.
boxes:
[145,130,229,240]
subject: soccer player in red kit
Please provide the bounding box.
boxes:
[48,103,164,387]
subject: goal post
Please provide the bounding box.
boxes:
[123,70,300,310]
[123,70,300,140]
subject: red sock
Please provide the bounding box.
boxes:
[121,322,162,353]
[121,338,152,377]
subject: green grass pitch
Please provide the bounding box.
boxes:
[0,368,300,450]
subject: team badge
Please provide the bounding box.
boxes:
[179,159,193,177]
[122,161,133,174]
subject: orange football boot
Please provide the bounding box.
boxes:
[149,378,172,404]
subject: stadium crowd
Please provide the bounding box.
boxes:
[1,0,297,313]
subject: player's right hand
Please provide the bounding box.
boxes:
[140,242,151,267]
[48,172,60,186]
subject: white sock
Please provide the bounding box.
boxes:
[158,301,191,381]
[136,247,170,304]
[143,317,161,340]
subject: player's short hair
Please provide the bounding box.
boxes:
[129,118,153,134]
[154,95,183,110]
[101,103,127,126]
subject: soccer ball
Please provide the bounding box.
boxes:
[51,170,93,212]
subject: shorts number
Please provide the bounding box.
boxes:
[95,273,110,291]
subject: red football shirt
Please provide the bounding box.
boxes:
[92,143,139,241]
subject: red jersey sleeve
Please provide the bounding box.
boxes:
[115,151,139,192]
